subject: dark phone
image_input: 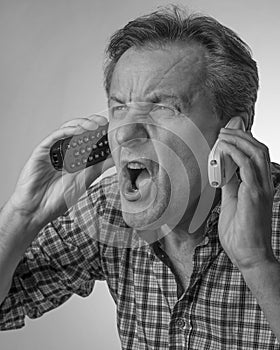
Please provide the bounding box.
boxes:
[50,124,110,173]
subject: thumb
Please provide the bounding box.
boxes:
[221,172,240,205]
[83,155,115,188]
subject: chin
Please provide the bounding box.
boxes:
[120,181,171,230]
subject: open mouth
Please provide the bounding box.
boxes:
[127,163,149,190]
[120,159,157,201]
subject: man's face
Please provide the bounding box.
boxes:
[108,43,223,230]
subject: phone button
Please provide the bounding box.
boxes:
[210,160,217,166]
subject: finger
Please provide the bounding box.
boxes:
[39,125,90,150]
[60,119,99,131]
[217,139,260,188]
[35,124,106,150]
[87,114,109,126]
[220,128,268,152]
[220,128,272,180]
[60,114,108,129]
[222,171,239,204]
[218,132,272,190]
[220,128,271,167]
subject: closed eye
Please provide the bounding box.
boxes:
[110,104,129,119]
[150,104,179,118]
[112,104,128,111]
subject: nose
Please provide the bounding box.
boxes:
[115,122,149,147]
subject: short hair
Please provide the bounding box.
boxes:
[104,5,259,128]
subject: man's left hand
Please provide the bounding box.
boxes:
[217,127,276,272]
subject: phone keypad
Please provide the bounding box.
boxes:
[50,124,110,173]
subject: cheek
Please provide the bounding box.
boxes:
[164,139,202,192]
[205,130,219,149]
[156,140,190,190]
[198,118,223,148]
[108,128,120,164]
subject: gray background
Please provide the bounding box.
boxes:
[0,0,279,349]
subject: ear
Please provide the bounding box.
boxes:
[238,112,251,131]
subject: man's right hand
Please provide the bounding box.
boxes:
[0,114,114,305]
[7,114,114,231]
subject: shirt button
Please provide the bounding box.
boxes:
[176,317,187,330]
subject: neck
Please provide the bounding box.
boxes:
[161,187,221,254]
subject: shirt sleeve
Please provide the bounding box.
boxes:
[272,163,280,261]
[0,185,107,331]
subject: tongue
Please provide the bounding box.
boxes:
[135,169,151,190]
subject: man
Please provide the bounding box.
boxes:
[1,5,280,349]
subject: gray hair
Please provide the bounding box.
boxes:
[104,5,259,128]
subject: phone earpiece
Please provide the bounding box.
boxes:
[208,117,245,188]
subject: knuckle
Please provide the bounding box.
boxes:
[243,156,252,167]
[251,184,273,201]
[259,143,269,156]
[60,119,80,128]
[262,144,269,153]
[250,189,260,200]
[81,119,97,129]
[257,149,268,161]
[250,187,265,201]
[235,129,244,136]
[89,114,107,124]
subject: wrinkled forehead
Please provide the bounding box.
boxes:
[109,42,207,101]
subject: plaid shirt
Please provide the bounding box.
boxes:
[1,163,280,349]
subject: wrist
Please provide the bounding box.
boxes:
[1,198,42,243]
[241,257,280,284]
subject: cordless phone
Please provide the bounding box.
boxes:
[50,124,110,173]
[208,117,246,188]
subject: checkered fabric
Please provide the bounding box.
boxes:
[1,163,280,349]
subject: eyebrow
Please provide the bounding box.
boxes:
[147,93,182,105]
[109,96,124,104]
[148,92,191,110]
[109,93,183,105]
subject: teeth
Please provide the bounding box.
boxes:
[127,162,146,170]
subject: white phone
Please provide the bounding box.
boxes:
[208,116,246,188]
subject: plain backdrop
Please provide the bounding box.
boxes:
[0,0,279,349]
